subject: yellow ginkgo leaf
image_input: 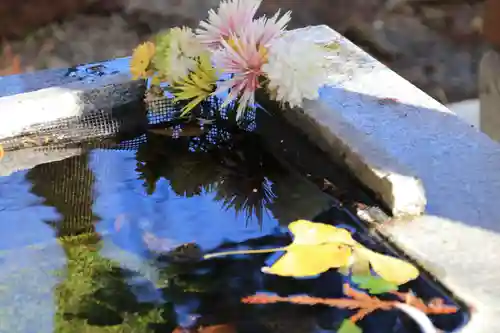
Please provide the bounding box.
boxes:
[261,220,356,277]
[204,220,355,277]
[130,41,156,79]
[355,247,419,285]
[261,243,352,277]
[203,219,419,284]
[349,250,372,276]
[288,220,357,246]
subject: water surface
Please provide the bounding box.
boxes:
[0,106,467,333]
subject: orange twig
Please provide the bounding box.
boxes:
[241,283,458,323]
[389,290,458,315]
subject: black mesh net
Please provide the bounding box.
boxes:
[114,95,257,151]
[0,108,122,151]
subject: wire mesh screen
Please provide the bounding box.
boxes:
[0,108,124,151]
[0,93,256,152]
[114,95,257,152]
[26,153,98,238]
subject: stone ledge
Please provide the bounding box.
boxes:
[293,25,500,333]
[282,26,429,217]
[0,57,146,140]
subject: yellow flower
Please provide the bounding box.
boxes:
[153,27,205,82]
[172,52,218,116]
[130,41,156,79]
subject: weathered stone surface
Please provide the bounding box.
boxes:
[0,57,146,140]
[286,27,500,333]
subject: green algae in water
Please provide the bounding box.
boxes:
[0,233,172,333]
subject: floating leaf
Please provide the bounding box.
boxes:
[204,220,419,284]
[338,320,362,333]
[262,243,351,277]
[351,275,398,294]
[261,220,355,277]
[338,266,350,276]
[287,220,357,246]
[355,248,419,285]
[266,221,419,283]
[204,220,354,276]
[349,251,371,276]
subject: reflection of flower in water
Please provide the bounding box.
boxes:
[214,174,275,226]
[135,114,311,227]
[167,153,219,197]
[209,128,286,225]
[136,133,219,197]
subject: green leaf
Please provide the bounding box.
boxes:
[351,275,398,294]
[338,319,362,333]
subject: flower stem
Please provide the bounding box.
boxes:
[204,247,288,259]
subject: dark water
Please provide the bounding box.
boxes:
[0,106,467,333]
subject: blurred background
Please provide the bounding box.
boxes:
[0,0,486,105]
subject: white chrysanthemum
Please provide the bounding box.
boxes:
[168,27,205,81]
[262,37,330,107]
[196,0,262,48]
[240,10,291,47]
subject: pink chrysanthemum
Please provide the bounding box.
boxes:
[212,35,268,119]
[196,0,262,48]
[242,10,291,46]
